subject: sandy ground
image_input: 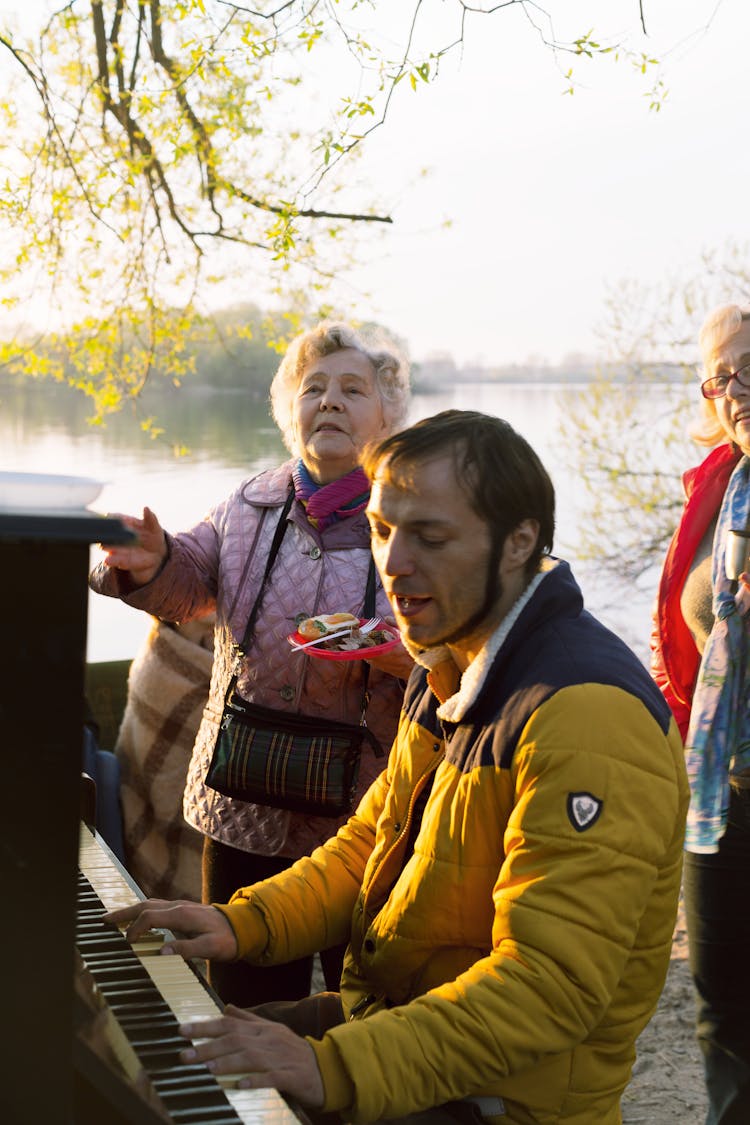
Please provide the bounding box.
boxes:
[621,895,707,1124]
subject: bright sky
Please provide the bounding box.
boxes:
[0,0,744,367]
[346,0,741,367]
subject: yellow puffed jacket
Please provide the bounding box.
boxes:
[219,561,689,1125]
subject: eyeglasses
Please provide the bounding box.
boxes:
[701,362,750,400]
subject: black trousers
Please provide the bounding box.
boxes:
[683,786,750,1125]
[202,835,346,1007]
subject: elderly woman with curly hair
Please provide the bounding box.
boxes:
[90,321,413,1006]
[652,303,750,1125]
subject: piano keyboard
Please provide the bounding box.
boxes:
[78,824,299,1124]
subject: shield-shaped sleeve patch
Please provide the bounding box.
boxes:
[567,791,603,832]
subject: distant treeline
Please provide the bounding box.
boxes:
[184,304,282,392]
[1,303,694,400]
[0,303,292,401]
[1,303,419,399]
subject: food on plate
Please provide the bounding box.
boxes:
[295,613,394,652]
[297,612,360,640]
[329,627,393,652]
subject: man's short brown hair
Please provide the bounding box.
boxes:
[363,409,555,576]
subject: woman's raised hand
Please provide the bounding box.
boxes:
[100,506,168,587]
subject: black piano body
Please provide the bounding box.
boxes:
[0,507,298,1125]
[1,507,131,1125]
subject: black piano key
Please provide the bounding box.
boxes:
[168,1111,246,1124]
[150,1063,247,1120]
[153,1069,229,1094]
[160,1084,241,1106]
[118,1014,185,1037]
[78,964,154,987]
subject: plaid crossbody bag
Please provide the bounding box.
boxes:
[205,486,383,818]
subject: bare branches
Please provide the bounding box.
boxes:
[147,0,221,219]
[557,243,750,588]
[217,0,300,19]
[3,0,662,259]
[0,34,42,90]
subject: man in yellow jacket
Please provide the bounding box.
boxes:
[108,410,689,1125]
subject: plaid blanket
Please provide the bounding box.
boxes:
[116,615,215,901]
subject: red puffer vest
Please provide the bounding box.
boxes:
[650,442,740,740]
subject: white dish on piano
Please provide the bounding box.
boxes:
[0,470,104,511]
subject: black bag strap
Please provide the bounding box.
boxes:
[358,556,376,723]
[363,551,376,617]
[232,484,379,729]
[235,484,295,658]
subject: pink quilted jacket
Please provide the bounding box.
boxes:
[89,461,405,859]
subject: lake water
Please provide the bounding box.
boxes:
[0,380,677,664]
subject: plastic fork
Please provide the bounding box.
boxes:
[289,617,380,652]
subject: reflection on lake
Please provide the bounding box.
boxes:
[0,380,656,663]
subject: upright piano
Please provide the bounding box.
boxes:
[0,505,298,1125]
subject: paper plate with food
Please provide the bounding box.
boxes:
[288,613,400,661]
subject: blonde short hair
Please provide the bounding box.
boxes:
[690,303,750,447]
[269,321,411,455]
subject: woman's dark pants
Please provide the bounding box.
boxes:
[683,788,750,1124]
[202,836,346,1008]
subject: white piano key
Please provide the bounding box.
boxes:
[140,955,222,1024]
[79,824,139,909]
[227,1088,300,1124]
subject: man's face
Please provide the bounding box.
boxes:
[367,452,516,667]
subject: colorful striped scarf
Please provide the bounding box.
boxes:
[292,460,370,531]
[684,454,750,853]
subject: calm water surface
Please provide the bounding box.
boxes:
[0,381,664,663]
